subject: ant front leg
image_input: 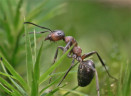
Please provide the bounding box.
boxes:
[53,46,64,63]
[82,51,117,80]
[67,52,73,58]
[57,59,75,87]
[49,46,64,84]
[49,41,72,83]
[53,40,72,63]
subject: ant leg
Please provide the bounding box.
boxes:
[94,69,100,96]
[67,52,72,58]
[82,51,117,80]
[63,40,72,53]
[23,31,49,36]
[49,46,64,83]
[53,40,72,63]
[57,59,75,87]
[88,63,100,96]
[53,46,64,63]
[49,41,72,83]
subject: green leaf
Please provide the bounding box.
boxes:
[24,21,33,88]
[41,93,47,96]
[26,0,50,21]
[0,1,13,44]
[31,42,43,96]
[14,0,23,27]
[0,53,29,92]
[37,3,66,23]
[45,83,67,96]
[45,88,59,96]
[33,30,37,63]
[0,77,21,96]
[0,72,17,80]
[39,44,74,85]
[0,83,12,95]
[10,79,28,96]
[1,0,14,33]
[63,86,79,96]
[123,63,131,96]
[1,52,28,96]
[60,88,88,96]
[40,75,63,95]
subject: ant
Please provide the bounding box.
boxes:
[24,22,117,96]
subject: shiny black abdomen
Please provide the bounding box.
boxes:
[78,60,95,87]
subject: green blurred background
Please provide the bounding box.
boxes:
[0,0,131,96]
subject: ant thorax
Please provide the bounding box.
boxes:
[73,46,82,57]
[64,36,77,45]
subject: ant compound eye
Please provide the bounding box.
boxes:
[57,32,62,36]
[54,30,65,37]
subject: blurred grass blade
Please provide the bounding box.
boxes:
[0,1,13,44]
[0,46,9,61]
[10,79,28,96]
[26,0,50,21]
[39,44,75,85]
[0,54,29,92]
[31,42,43,96]
[1,60,28,96]
[37,3,66,23]
[34,30,37,63]
[1,59,27,96]
[0,72,17,80]
[123,62,131,96]
[45,83,67,96]
[41,93,47,96]
[60,88,88,96]
[63,86,79,96]
[39,62,78,86]
[14,0,23,27]
[1,0,14,31]
[6,0,14,21]
[45,88,59,96]
[24,21,33,88]
[0,83,12,95]
[0,78,21,96]
[40,75,63,95]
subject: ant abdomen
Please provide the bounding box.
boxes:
[78,60,95,87]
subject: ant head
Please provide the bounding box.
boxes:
[45,30,65,41]
[24,22,65,41]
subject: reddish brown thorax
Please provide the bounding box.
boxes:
[64,36,82,60]
[64,36,78,46]
[73,46,82,57]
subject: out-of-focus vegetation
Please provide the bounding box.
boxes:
[0,0,65,68]
[0,0,131,96]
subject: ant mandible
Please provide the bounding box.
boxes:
[24,22,117,96]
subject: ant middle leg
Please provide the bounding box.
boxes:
[57,59,75,87]
[49,46,64,83]
[53,40,72,63]
[53,46,65,64]
[50,43,72,83]
[50,41,73,83]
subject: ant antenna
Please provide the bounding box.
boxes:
[23,31,50,37]
[28,31,50,34]
[24,22,53,32]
